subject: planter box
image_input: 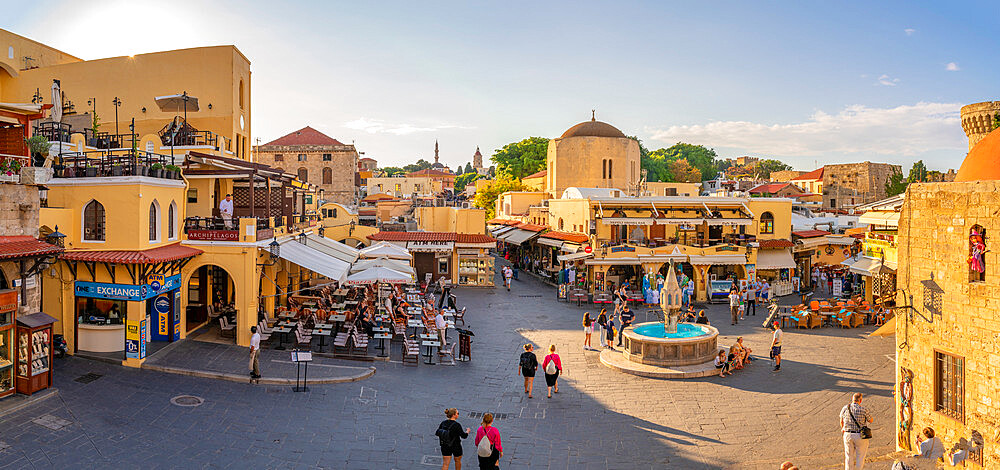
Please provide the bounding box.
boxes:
[111,166,123,176]
[85,167,98,177]
[19,167,53,185]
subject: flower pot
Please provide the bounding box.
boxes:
[87,138,98,148]
[152,168,163,178]
[136,165,147,176]
[63,167,75,178]
[85,167,97,177]
[111,166,123,176]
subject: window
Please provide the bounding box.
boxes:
[759,212,774,234]
[239,79,244,109]
[323,168,332,184]
[331,207,338,218]
[187,188,198,203]
[298,168,308,182]
[149,201,160,242]
[438,258,449,274]
[7,46,12,59]
[935,351,964,421]
[969,225,986,282]
[394,183,401,192]
[322,153,332,161]
[558,218,564,230]
[602,159,607,179]
[607,160,613,179]
[297,154,307,162]
[83,200,106,241]
[167,201,177,240]
[665,187,677,196]
[274,154,284,162]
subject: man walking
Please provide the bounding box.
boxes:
[770,321,782,371]
[219,193,234,229]
[747,280,757,316]
[617,304,634,347]
[502,265,513,291]
[249,326,261,381]
[729,288,740,325]
[840,392,873,470]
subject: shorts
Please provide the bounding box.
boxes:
[440,443,463,457]
[521,367,535,378]
[584,326,593,334]
[771,346,782,356]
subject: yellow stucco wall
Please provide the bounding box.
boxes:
[746,199,792,240]
[367,176,439,197]
[521,174,546,192]
[0,29,81,96]
[497,192,547,218]
[414,207,487,234]
[547,135,640,197]
[547,198,592,234]
[645,182,700,197]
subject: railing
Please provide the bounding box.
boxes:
[162,129,219,148]
[184,216,272,241]
[55,148,180,179]
[33,122,72,143]
[0,154,29,183]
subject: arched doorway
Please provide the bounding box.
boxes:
[184,264,237,343]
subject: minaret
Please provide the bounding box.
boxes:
[434,140,440,165]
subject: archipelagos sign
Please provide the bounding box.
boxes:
[74,274,182,301]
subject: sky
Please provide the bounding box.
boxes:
[7,0,999,172]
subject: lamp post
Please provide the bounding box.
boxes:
[258,238,280,266]
[112,97,122,141]
[46,225,66,248]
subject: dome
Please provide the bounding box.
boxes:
[956,127,1000,182]
[560,119,626,139]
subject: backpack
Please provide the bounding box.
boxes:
[544,356,557,375]
[477,428,494,457]
[519,353,533,370]
[435,421,455,446]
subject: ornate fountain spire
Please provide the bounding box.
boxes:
[660,261,682,334]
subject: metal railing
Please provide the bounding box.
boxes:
[55,148,179,178]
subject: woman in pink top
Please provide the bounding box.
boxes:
[474,413,502,469]
[542,344,562,398]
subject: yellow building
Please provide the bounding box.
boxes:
[413,207,487,235]
[367,232,496,287]
[788,168,824,195]
[319,202,376,248]
[496,191,550,222]
[521,170,547,191]
[546,116,641,198]
[892,131,1000,468]
[643,182,700,197]
[366,175,442,197]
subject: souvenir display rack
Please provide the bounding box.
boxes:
[0,290,15,399]
[15,312,56,396]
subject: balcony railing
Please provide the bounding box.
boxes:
[0,154,29,183]
[54,148,180,179]
[184,216,272,241]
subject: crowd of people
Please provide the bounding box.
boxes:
[727,278,772,325]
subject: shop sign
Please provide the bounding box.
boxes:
[745,264,756,282]
[407,241,453,252]
[706,218,752,226]
[610,246,635,253]
[75,274,181,301]
[187,229,239,241]
[126,320,140,359]
[155,295,171,337]
[149,274,164,292]
[716,246,739,252]
[140,319,146,359]
[0,290,16,314]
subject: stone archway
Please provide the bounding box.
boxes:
[182,262,238,342]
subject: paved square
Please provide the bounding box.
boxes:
[0,271,894,469]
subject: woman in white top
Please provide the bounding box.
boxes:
[914,426,944,461]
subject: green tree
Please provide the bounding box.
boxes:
[642,148,675,182]
[490,137,548,180]
[751,159,793,179]
[464,162,474,174]
[454,172,482,193]
[402,159,432,173]
[885,169,907,197]
[456,165,464,175]
[380,166,405,176]
[665,143,720,181]
[473,177,529,219]
[906,160,927,184]
[668,159,702,182]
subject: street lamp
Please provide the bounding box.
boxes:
[258,238,280,266]
[298,231,308,245]
[112,97,122,140]
[318,225,325,238]
[46,225,66,248]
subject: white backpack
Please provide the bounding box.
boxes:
[545,356,557,375]
[477,428,493,457]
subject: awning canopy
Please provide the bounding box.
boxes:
[154,93,200,112]
[869,317,896,337]
[350,257,415,275]
[561,243,582,253]
[277,240,350,283]
[849,256,885,276]
[500,229,541,245]
[345,266,412,285]
[536,238,563,248]
[858,211,900,229]
[360,241,412,260]
[585,258,641,266]
[688,254,746,265]
[755,249,796,270]
[491,226,516,237]
[302,233,360,264]
[558,251,593,262]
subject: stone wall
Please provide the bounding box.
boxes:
[769,170,803,182]
[257,144,358,205]
[961,101,1000,151]
[0,183,42,312]
[822,162,901,209]
[896,181,1000,467]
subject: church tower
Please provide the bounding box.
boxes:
[473,146,484,175]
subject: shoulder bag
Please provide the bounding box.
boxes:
[848,405,872,439]
[544,356,557,375]
[477,427,494,457]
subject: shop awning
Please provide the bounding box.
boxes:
[350,257,415,275]
[61,243,202,265]
[536,238,563,248]
[491,226,516,237]
[560,242,582,253]
[585,258,642,266]
[558,251,593,262]
[688,254,746,265]
[345,266,412,285]
[602,217,654,225]
[825,235,856,246]
[0,236,63,260]
[277,241,350,282]
[360,241,413,260]
[848,256,884,276]
[301,233,360,264]
[869,317,896,337]
[755,249,796,270]
[840,254,862,267]
[858,211,900,228]
[501,229,541,245]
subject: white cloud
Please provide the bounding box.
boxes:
[343,118,472,136]
[646,102,964,159]
[904,28,916,36]
[878,74,900,86]
[945,62,960,71]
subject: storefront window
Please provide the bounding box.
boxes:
[759,212,774,234]
[76,297,127,325]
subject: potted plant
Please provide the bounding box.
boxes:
[85,162,97,177]
[150,162,163,178]
[87,112,100,147]
[24,135,49,167]
[111,163,123,176]
[63,166,75,178]
[165,164,181,179]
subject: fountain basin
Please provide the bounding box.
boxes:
[622,321,719,367]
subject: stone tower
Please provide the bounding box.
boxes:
[434,140,440,165]
[961,101,1000,151]
[473,146,484,174]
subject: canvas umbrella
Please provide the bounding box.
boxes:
[46,79,62,168]
[349,257,414,275]
[344,266,412,286]
[359,241,412,260]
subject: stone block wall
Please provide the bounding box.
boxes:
[896,181,1000,467]
[822,162,901,209]
[257,143,359,205]
[961,101,1000,151]
[0,183,42,312]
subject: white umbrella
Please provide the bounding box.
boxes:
[344,266,412,285]
[350,257,414,274]
[50,80,62,123]
[154,93,200,112]
[359,241,413,260]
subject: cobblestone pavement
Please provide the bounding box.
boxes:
[0,267,895,469]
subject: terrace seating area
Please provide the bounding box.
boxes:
[777,296,890,330]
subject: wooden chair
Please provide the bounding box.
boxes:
[809,301,820,313]
[294,328,313,348]
[218,317,236,337]
[256,321,272,343]
[350,330,370,357]
[402,337,420,366]
[834,309,855,328]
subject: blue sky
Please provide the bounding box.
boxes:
[8,0,998,171]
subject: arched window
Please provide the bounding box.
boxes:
[149,201,160,242]
[759,212,774,235]
[323,168,333,184]
[168,201,178,240]
[602,159,607,179]
[239,79,244,109]
[970,225,987,282]
[332,207,338,218]
[558,218,564,230]
[297,168,308,182]
[607,160,613,179]
[83,200,105,241]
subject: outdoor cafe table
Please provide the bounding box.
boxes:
[272,326,292,350]
[372,327,391,355]
[311,328,331,351]
[568,289,589,306]
[344,300,359,307]
[332,289,348,297]
[420,333,440,364]
[278,321,297,329]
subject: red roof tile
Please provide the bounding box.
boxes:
[486,218,519,225]
[513,222,548,232]
[262,126,345,147]
[749,183,792,194]
[60,243,203,265]
[757,239,795,249]
[523,170,547,179]
[407,169,455,178]
[791,230,831,239]
[538,231,590,243]
[367,232,495,244]
[361,193,395,203]
[0,236,63,261]
[790,167,823,181]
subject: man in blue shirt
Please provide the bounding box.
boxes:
[617,305,634,347]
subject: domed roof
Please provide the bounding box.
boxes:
[560,118,626,139]
[956,127,1000,182]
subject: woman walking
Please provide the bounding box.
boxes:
[542,344,562,398]
[517,344,537,398]
[582,312,594,350]
[437,408,470,470]
[596,308,608,348]
[474,413,502,470]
